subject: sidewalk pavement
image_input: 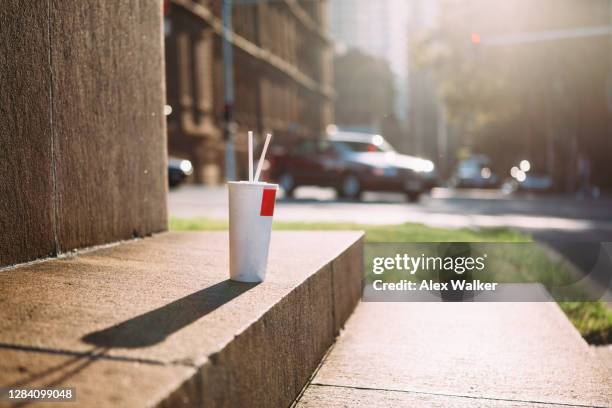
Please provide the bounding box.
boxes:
[296,302,612,407]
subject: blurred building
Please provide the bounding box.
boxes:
[165,0,334,184]
[406,0,443,159]
[329,0,409,121]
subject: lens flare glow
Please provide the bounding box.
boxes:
[421,159,435,172]
[180,159,193,175]
[519,159,531,172]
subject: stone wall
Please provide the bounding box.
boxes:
[0,0,168,267]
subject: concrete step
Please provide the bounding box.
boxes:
[0,231,363,407]
[297,302,612,407]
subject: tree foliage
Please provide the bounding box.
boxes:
[334,49,396,127]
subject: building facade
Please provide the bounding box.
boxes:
[406,0,453,174]
[329,0,409,121]
[165,0,334,184]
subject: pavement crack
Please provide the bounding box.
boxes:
[308,382,607,408]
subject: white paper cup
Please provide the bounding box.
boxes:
[228,181,278,282]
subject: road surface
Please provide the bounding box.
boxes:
[169,185,612,243]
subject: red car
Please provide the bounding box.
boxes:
[267,132,435,202]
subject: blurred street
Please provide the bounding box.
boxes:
[171,185,612,283]
[170,186,612,242]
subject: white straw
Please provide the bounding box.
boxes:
[248,131,253,182]
[254,133,272,182]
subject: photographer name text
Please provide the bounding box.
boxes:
[372,279,498,291]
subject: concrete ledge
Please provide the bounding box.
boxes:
[0,231,363,407]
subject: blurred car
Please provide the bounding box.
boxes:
[502,160,552,193]
[420,164,439,192]
[451,155,499,188]
[517,172,552,191]
[168,157,193,188]
[267,131,435,202]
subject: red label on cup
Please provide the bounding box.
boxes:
[260,189,276,216]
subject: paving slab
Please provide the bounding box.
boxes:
[591,345,612,374]
[298,302,611,407]
[0,231,363,407]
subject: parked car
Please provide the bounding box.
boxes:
[267,132,435,202]
[451,155,499,189]
[502,160,552,193]
[168,157,193,187]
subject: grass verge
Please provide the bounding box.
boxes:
[170,217,528,242]
[170,217,612,344]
